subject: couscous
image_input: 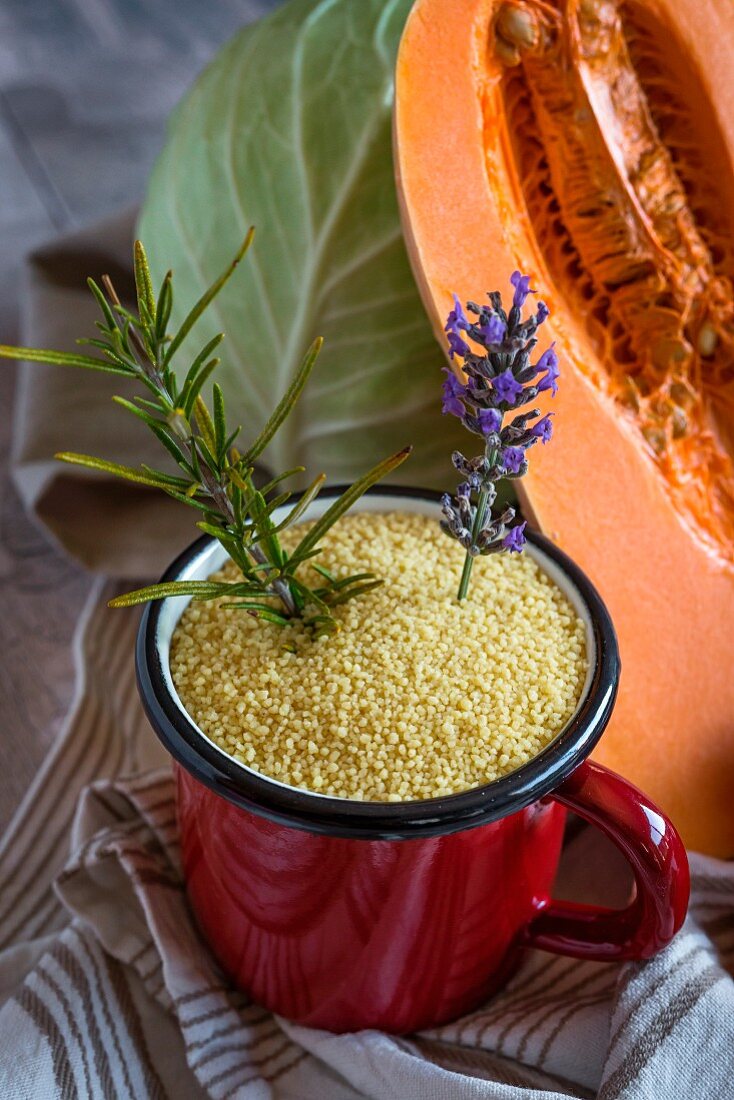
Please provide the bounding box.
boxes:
[170,511,587,801]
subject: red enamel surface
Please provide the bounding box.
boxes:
[177,766,565,1033]
[176,759,688,1033]
[525,760,690,960]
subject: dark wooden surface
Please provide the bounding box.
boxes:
[0,0,280,832]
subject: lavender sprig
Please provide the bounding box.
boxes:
[440,272,559,601]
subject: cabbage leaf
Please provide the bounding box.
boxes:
[138,0,466,484]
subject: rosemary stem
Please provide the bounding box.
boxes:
[102,275,155,379]
[198,464,298,618]
[249,542,298,617]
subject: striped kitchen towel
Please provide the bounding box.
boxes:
[0,582,733,1099]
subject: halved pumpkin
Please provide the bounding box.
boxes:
[395,0,734,855]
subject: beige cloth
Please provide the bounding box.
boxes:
[12,210,193,577]
[0,583,733,1099]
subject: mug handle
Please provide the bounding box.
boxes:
[523,759,690,961]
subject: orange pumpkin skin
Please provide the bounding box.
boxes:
[395,0,734,855]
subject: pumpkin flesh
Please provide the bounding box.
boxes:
[395,0,734,855]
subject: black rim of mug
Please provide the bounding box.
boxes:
[136,485,620,839]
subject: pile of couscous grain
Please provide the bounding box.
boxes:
[170,512,587,801]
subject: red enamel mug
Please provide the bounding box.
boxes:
[137,487,689,1034]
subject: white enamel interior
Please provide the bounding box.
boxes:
[154,493,596,801]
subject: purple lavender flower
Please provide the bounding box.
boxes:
[445,293,471,359]
[492,368,524,405]
[510,270,536,308]
[445,292,470,334]
[530,413,554,443]
[535,343,559,396]
[478,313,506,345]
[502,521,527,553]
[447,330,470,360]
[440,280,558,588]
[477,407,502,435]
[501,446,526,474]
[442,368,467,417]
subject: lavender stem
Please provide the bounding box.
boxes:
[456,437,498,601]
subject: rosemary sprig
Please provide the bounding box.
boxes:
[439,272,559,601]
[0,232,411,636]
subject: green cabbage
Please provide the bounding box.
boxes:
[138,0,466,485]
